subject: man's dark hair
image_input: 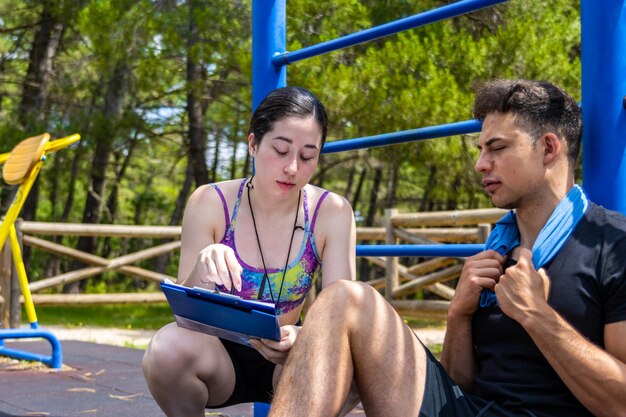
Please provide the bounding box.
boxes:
[249,86,328,146]
[473,79,582,166]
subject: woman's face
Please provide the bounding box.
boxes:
[249,115,323,197]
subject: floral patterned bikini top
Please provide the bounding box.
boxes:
[211,179,329,315]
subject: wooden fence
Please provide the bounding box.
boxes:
[0,207,506,327]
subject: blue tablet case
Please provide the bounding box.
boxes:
[160,279,281,347]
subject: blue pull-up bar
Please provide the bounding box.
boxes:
[357,244,484,258]
[322,119,482,154]
[272,0,508,67]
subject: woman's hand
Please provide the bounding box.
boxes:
[181,243,243,291]
[250,325,300,364]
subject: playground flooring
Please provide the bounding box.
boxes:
[0,339,366,416]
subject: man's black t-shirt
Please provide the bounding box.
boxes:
[472,202,626,417]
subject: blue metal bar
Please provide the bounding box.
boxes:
[322,119,482,154]
[272,0,508,66]
[252,0,286,111]
[254,402,271,417]
[0,328,63,369]
[581,0,626,215]
[356,244,484,258]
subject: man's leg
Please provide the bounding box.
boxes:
[269,280,428,417]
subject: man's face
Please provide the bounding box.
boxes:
[475,112,545,210]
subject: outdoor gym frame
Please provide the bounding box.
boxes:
[251,0,626,259]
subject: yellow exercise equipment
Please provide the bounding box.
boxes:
[0,133,80,368]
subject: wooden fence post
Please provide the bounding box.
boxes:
[11,219,23,327]
[477,223,491,244]
[0,231,12,329]
[384,208,398,301]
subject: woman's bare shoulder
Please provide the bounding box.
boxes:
[306,184,352,212]
[185,178,245,218]
[187,179,244,205]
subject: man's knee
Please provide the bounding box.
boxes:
[321,280,378,308]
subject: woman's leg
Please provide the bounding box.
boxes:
[142,322,236,417]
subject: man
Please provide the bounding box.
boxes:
[267,79,626,417]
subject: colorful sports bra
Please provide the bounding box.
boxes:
[211,179,328,315]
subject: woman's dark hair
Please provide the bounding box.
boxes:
[473,79,582,166]
[248,86,328,146]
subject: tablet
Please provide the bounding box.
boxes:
[160,279,281,347]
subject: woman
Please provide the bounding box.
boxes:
[142,86,356,416]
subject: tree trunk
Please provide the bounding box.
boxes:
[343,162,356,202]
[64,62,128,294]
[186,0,209,187]
[104,131,137,224]
[352,166,367,213]
[230,138,239,179]
[154,161,194,274]
[386,163,399,208]
[209,131,221,183]
[420,164,438,212]
[101,131,138,261]
[19,0,65,223]
[365,167,383,227]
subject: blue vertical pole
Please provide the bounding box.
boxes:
[581,0,626,215]
[252,0,286,111]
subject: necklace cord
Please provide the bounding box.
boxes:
[277,190,301,304]
[247,176,301,306]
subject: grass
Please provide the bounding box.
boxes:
[30,303,174,330]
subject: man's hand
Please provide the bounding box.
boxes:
[250,325,300,365]
[450,250,506,317]
[495,248,551,324]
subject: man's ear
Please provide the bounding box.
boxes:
[542,133,562,165]
[248,133,257,156]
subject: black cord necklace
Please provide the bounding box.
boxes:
[246,176,301,305]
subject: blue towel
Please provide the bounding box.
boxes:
[479,185,589,308]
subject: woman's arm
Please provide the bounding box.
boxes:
[315,192,356,287]
[177,184,242,290]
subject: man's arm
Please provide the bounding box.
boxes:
[441,314,476,391]
[497,248,626,417]
[441,250,505,390]
[522,311,626,417]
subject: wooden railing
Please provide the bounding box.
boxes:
[0,207,506,326]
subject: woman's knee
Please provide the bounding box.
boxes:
[143,324,185,379]
[143,323,216,382]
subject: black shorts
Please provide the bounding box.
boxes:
[419,347,538,417]
[208,338,276,408]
